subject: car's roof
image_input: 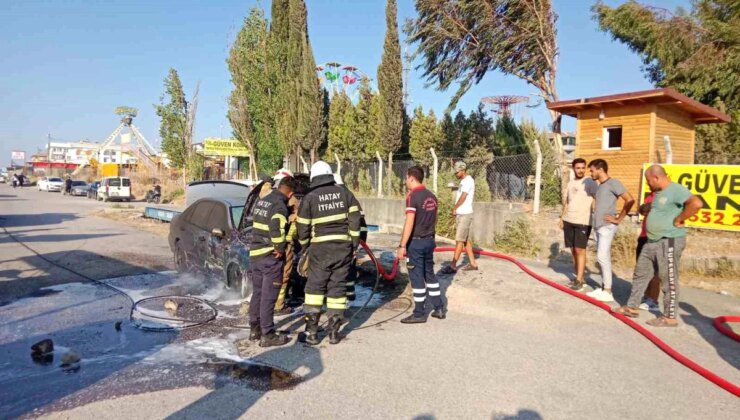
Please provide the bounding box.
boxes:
[191,197,245,207]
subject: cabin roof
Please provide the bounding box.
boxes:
[547,88,730,124]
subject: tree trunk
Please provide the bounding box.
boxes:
[548,109,567,205]
[386,151,393,196]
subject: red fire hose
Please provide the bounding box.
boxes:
[360,242,740,397]
[713,316,740,342]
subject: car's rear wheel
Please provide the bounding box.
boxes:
[227,263,251,300]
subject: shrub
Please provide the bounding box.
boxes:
[492,217,540,257]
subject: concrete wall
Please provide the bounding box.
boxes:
[358,197,527,246]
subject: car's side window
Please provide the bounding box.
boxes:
[207,203,229,233]
[190,202,215,229]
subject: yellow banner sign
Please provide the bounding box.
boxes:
[641,163,739,232]
[203,138,250,157]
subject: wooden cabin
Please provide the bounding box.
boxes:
[547,88,730,205]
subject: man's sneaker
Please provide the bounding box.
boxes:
[586,288,615,302]
[639,298,659,311]
[400,314,427,324]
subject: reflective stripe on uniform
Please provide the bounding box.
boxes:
[296,216,311,225]
[250,246,274,256]
[327,296,347,310]
[311,234,351,243]
[349,205,360,213]
[349,230,360,237]
[360,227,368,232]
[286,224,297,241]
[299,238,310,246]
[305,293,324,306]
[271,213,287,228]
[311,213,347,225]
[253,222,269,231]
[271,237,286,244]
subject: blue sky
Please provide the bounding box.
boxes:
[0,0,691,166]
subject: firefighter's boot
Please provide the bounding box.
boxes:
[259,331,290,348]
[327,315,343,345]
[304,313,320,345]
[249,325,261,341]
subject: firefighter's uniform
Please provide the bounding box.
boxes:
[297,164,362,344]
[249,189,290,340]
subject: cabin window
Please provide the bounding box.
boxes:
[602,126,622,150]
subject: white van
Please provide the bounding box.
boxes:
[98,176,132,202]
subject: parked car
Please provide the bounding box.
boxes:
[87,181,101,199]
[97,176,131,202]
[168,197,251,298]
[68,181,89,196]
[37,177,64,192]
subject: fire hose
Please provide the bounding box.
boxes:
[360,242,739,397]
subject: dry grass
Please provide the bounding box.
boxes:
[128,168,185,204]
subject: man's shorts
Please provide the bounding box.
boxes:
[455,213,474,242]
[563,221,591,249]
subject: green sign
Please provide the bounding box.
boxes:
[203,138,250,157]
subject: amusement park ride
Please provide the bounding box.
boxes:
[480,95,530,119]
[316,62,370,99]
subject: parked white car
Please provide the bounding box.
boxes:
[37,177,64,192]
[97,176,132,202]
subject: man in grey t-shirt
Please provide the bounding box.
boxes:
[586,159,634,302]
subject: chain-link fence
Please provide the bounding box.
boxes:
[334,146,562,213]
[437,154,534,202]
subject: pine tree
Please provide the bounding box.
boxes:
[366,93,383,158]
[355,78,375,160]
[155,68,188,169]
[298,30,325,162]
[227,7,276,177]
[492,115,525,156]
[327,92,353,159]
[409,106,443,167]
[377,0,405,185]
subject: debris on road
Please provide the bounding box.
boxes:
[31,339,54,356]
[164,299,179,314]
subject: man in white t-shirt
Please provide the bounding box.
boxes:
[442,161,478,273]
[559,158,598,291]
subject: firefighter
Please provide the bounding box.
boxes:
[272,168,297,316]
[333,173,367,301]
[248,176,296,347]
[297,161,362,345]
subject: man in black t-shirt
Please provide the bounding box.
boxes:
[396,166,445,323]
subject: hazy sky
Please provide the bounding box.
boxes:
[0,0,691,166]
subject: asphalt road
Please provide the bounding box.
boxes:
[0,184,738,419]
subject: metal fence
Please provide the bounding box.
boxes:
[335,149,553,213]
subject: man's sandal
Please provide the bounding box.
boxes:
[461,264,478,271]
[614,306,640,318]
[646,317,678,327]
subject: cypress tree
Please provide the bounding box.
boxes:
[155,68,188,169]
[377,0,404,186]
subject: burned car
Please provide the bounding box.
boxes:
[168,177,310,302]
[168,181,256,299]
